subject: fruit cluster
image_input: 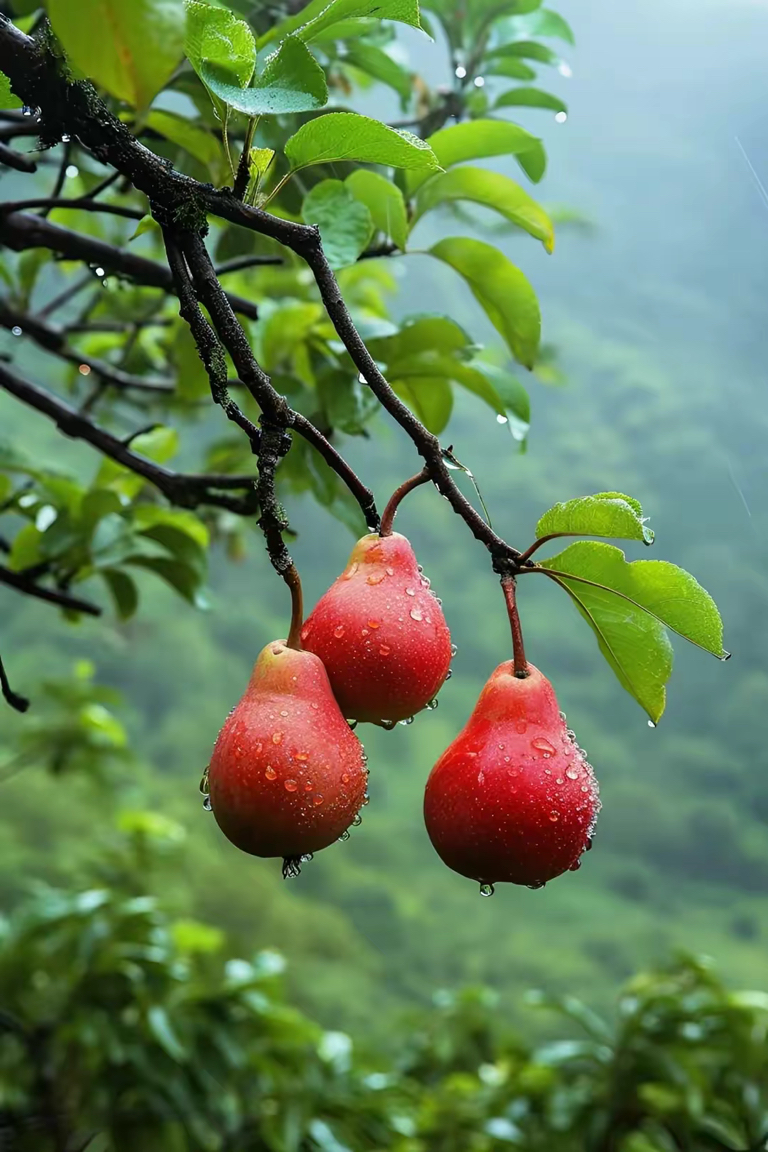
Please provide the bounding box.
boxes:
[203,490,600,894]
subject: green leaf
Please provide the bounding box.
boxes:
[485,58,537,81]
[429,237,540,367]
[540,541,727,721]
[494,86,567,113]
[0,70,22,110]
[392,376,453,433]
[257,300,323,371]
[147,1004,186,1060]
[129,214,161,242]
[284,112,440,172]
[200,37,328,115]
[302,180,373,269]
[368,314,472,362]
[145,109,226,176]
[411,167,554,252]
[127,555,207,606]
[511,7,575,44]
[408,118,546,195]
[172,320,211,401]
[133,506,210,550]
[263,0,422,47]
[185,0,255,89]
[8,523,43,572]
[100,569,140,620]
[536,494,655,545]
[486,40,558,64]
[343,43,413,107]
[48,0,186,110]
[131,426,179,463]
[345,170,408,249]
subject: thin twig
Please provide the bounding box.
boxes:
[501,575,529,677]
[0,564,101,615]
[2,196,145,220]
[0,300,173,393]
[0,653,30,712]
[0,360,258,513]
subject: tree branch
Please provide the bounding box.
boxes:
[0,652,30,712]
[0,196,146,220]
[0,360,258,513]
[0,299,174,393]
[0,139,37,172]
[0,212,260,321]
[0,564,102,615]
[0,14,521,572]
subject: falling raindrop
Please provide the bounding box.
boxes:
[479,882,495,897]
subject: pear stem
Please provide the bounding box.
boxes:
[380,467,430,537]
[284,566,304,650]
[501,575,529,678]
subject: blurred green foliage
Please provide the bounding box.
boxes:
[2,842,767,1151]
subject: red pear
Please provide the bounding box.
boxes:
[206,639,367,869]
[300,532,452,724]
[424,663,599,889]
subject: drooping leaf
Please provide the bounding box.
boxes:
[200,37,328,115]
[302,180,373,269]
[536,493,654,545]
[48,0,186,109]
[391,376,453,434]
[284,112,440,172]
[343,43,413,106]
[100,568,140,620]
[429,237,540,367]
[408,119,546,196]
[0,69,22,110]
[494,86,567,113]
[345,169,408,249]
[540,541,727,721]
[262,0,422,46]
[411,167,554,251]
